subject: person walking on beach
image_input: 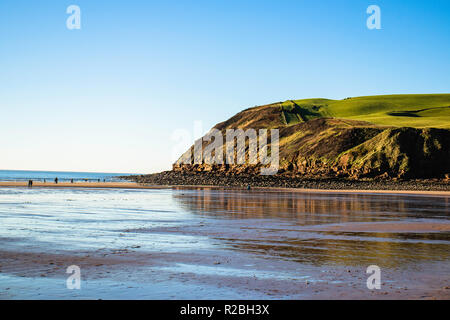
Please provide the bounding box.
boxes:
[28,180,33,188]
[71,179,74,184]
[54,177,58,184]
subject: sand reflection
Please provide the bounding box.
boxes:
[173,187,450,267]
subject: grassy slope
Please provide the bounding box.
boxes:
[282,94,450,128]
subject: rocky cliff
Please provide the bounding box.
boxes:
[173,96,450,179]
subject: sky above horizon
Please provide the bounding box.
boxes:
[1,0,449,173]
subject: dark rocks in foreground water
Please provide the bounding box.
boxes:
[120,171,450,191]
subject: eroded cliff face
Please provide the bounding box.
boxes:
[173,104,450,180]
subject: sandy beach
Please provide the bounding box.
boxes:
[1,180,450,197]
[0,181,166,189]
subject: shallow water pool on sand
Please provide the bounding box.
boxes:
[0,187,449,299]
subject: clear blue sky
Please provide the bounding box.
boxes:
[1,0,449,173]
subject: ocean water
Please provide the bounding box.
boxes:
[0,186,449,299]
[0,170,133,182]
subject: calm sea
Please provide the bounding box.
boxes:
[0,170,134,182]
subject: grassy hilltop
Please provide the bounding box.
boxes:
[280,94,450,128]
[174,94,450,179]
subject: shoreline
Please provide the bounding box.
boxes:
[1,180,449,196]
[122,171,450,193]
[0,181,168,189]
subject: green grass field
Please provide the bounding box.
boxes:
[281,94,450,128]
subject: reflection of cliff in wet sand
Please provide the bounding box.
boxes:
[170,188,450,272]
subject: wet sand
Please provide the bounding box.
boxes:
[310,221,450,233]
[0,187,449,299]
[1,244,448,300]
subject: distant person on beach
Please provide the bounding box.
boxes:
[98,179,100,182]
[54,177,58,184]
[71,179,74,184]
[43,179,46,183]
[28,180,33,188]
